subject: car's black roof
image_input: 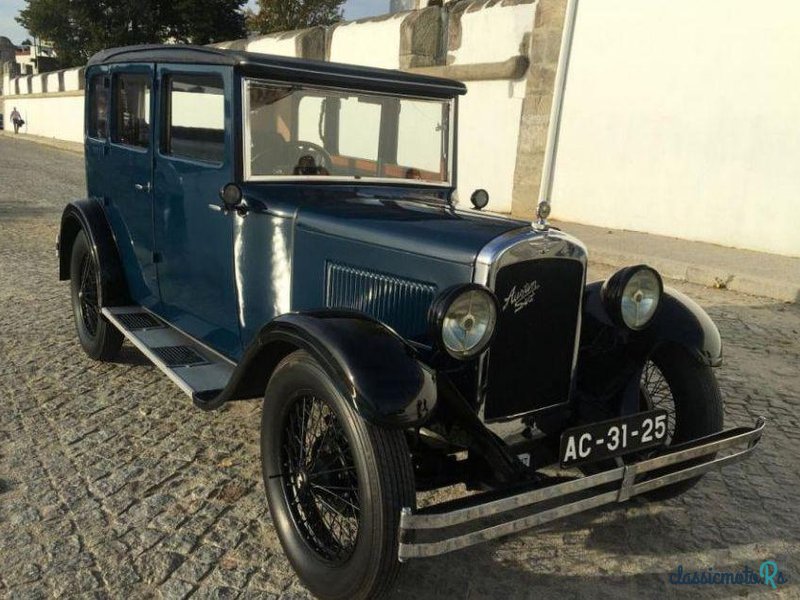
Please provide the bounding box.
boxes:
[87,44,467,98]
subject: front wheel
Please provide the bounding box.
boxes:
[261,351,415,600]
[69,231,123,361]
[637,343,724,500]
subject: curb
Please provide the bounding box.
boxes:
[590,249,800,304]
[0,130,83,155]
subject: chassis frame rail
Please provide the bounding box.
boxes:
[398,417,766,560]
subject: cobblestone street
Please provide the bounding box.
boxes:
[0,135,798,599]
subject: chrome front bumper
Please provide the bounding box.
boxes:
[398,417,766,560]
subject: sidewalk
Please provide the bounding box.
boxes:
[0,130,83,154]
[554,220,800,303]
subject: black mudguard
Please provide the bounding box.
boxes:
[57,198,129,307]
[582,281,722,366]
[196,311,437,428]
[567,281,723,424]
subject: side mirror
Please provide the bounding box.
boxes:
[470,189,489,210]
[220,183,243,210]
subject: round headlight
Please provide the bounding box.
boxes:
[430,285,498,359]
[601,266,663,330]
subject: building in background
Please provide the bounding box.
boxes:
[15,40,58,75]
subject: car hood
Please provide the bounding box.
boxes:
[241,184,528,265]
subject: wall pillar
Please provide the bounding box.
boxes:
[399,7,442,69]
[511,0,568,219]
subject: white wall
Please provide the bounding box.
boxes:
[46,72,59,92]
[2,94,84,142]
[245,35,298,57]
[450,2,536,213]
[551,0,800,257]
[63,69,81,90]
[329,15,405,68]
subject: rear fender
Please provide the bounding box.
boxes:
[58,198,129,307]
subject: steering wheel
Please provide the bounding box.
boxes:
[288,141,332,173]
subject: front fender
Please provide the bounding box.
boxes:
[199,311,437,428]
[569,281,722,423]
[642,287,723,366]
[582,281,722,366]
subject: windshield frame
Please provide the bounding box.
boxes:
[241,77,456,188]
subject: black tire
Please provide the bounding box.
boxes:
[638,343,724,500]
[261,350,415,600]
[69,231,123,361]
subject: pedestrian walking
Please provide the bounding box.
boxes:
[10,107,24,134]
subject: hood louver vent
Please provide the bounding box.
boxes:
[325,262,436,339]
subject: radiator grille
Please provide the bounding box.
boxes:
[325,262,436,339]
[483,258,584,421]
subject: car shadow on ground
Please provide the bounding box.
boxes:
[390,504,798,599]
[111,343,152,367]
[393,554,798,599]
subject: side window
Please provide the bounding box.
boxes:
[113,73,151,148]
[88,74,109,139]
[163,74,225,163]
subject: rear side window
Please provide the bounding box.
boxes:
[88,74,109,139]
[163,74,225,163]
[113,74,151,148]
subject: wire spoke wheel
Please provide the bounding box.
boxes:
[280,394,360,564]
[78,253,100,338]
[640,359,677,445]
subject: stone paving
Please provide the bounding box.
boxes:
[1,136,798,599]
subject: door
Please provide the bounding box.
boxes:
[104,64,159,306]
[152,65,240,358]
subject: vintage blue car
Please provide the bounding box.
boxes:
[59,45,764,599]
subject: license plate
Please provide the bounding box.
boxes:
[559,409,669,468]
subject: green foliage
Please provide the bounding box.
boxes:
[247,0,345,35]
[16,0,247,68]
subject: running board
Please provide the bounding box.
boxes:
[102,307,234,407]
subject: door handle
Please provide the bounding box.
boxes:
[134,182,151,193]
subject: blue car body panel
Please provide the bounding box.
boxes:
[92,62,160,308]
[152,64,241,358]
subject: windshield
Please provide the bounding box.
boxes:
[244,79,453,185]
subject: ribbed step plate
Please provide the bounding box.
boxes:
[102,306,234,399]
[115,312,163,330]
[152,345,208,367]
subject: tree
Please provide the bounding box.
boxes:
[16,0,247,68]
[247,0,345,35]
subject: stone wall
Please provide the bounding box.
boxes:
[511,0,567,218]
